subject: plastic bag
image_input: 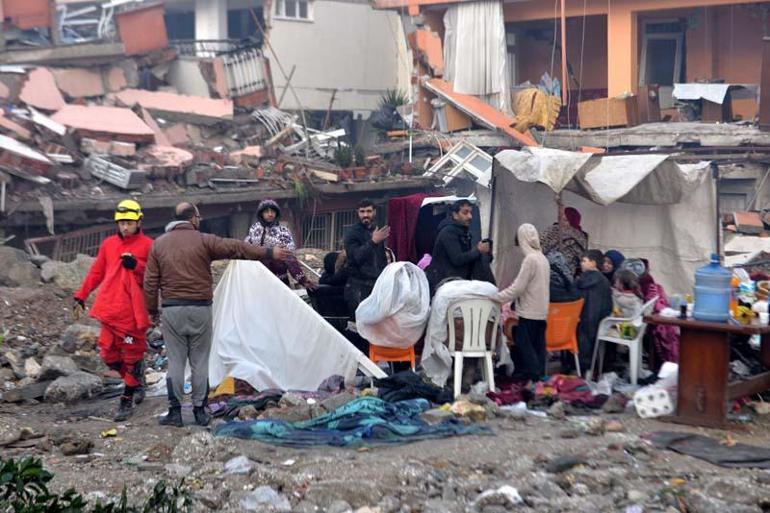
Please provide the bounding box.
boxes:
[356,262,430,349]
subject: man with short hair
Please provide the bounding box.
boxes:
[74,199,153,421]
[144,202,291,427]
[425,199,490,294]
[343,199,389,319]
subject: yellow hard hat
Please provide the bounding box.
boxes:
[114,199,143,222]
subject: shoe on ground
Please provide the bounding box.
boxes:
[114,396,133,422]
[159,408,183,427]
[193,406,211,426]
[134,386,145,405]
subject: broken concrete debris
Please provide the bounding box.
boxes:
[110,89,234,125]
[86,156,146,190]
[19,68,67,112]
[52,105,155,143]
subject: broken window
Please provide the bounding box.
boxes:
[640,19,685,110]
[275,0,313,21]
[426,142,493,188]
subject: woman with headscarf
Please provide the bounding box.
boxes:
[540,206,589,278]
[494,224,550,381]
[548,250,580,303]
[603,250,625,283]
[245,199,315,289]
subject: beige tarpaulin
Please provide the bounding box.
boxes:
[491,148,715,294]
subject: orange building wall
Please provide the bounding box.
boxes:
[505,1,767,120]
[515,15,608,92]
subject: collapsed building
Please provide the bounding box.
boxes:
[0,0,434,263]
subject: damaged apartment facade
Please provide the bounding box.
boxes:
[0,0,434,261]
[162,0,411,115]
[373,0,770,225]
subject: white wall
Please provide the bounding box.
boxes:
[268,0,410,114]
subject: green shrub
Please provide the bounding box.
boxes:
[0,457,193,513]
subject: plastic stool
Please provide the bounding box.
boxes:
[368,344,416,371]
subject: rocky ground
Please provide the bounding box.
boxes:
[1,246,770,513]
[1,394,769,513]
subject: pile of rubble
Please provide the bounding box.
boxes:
[0,1,423,228]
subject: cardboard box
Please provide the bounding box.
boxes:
[578,96,639,129]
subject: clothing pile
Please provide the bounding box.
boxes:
[214,396,492,447]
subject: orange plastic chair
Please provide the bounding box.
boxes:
[368,344,416,371]
[545,299,585,377]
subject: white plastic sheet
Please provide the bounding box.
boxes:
[492,150,716,293]
[355,262,430,349]
[421,280,500,387]
[209,260,366,391]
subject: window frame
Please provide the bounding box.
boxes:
[274,0,314,22]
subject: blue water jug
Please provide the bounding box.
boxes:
[693,253,732,322]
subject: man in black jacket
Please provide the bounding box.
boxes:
[343,199,389,319]
[425,199,490,295]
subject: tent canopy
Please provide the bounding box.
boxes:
[491,148,716,293]
[494,147,711,206]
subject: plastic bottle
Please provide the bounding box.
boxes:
[693,253,732,322]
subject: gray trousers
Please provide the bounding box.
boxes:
[161,305,212,408]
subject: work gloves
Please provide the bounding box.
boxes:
[72,298,85,320]
[121,254,137,270]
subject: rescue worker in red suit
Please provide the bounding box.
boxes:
[73,199,153,421]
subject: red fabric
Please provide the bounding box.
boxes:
[75,231,153,334]
[535,374,595,404]
[564,207,582,231]
[99,326,146,388]
[386,193,432,263]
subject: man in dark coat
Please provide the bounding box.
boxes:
[575,250,613,373]
[425,199,490,295]
[343,199,389,319]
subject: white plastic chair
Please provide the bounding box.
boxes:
[590,296,658,385]
[447,299,500,399]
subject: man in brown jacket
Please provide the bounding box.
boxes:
[144,202,290,427]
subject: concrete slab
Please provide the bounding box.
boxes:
[19,68,66,111]
[104,66,128,93]
[423,78,536,147]
[142,145,194,176]
[52,105,155,142]
[52,68,105,98]
[0,113,32,141]
[139,107,171,146]
[0,134,53,174]
[162,124,189,146]
[111,88,234,125]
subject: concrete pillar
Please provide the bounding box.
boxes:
[607,5,637,97]
[194,0,228,40]
[229,212,252,240]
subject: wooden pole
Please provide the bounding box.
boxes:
[277,65,296,107]
[560,0,568,106]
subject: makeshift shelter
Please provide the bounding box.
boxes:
[210,261,386,392]
[491,147,715,293]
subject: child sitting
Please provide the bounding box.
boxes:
[612,270,644,320]
[609,270,644,340]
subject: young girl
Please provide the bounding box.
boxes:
[612,270,644,319]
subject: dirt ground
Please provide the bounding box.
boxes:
[1,391,769,513]
[2,281,770,513]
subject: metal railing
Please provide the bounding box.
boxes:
[169,38,262,58]
[25,224,117,262]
